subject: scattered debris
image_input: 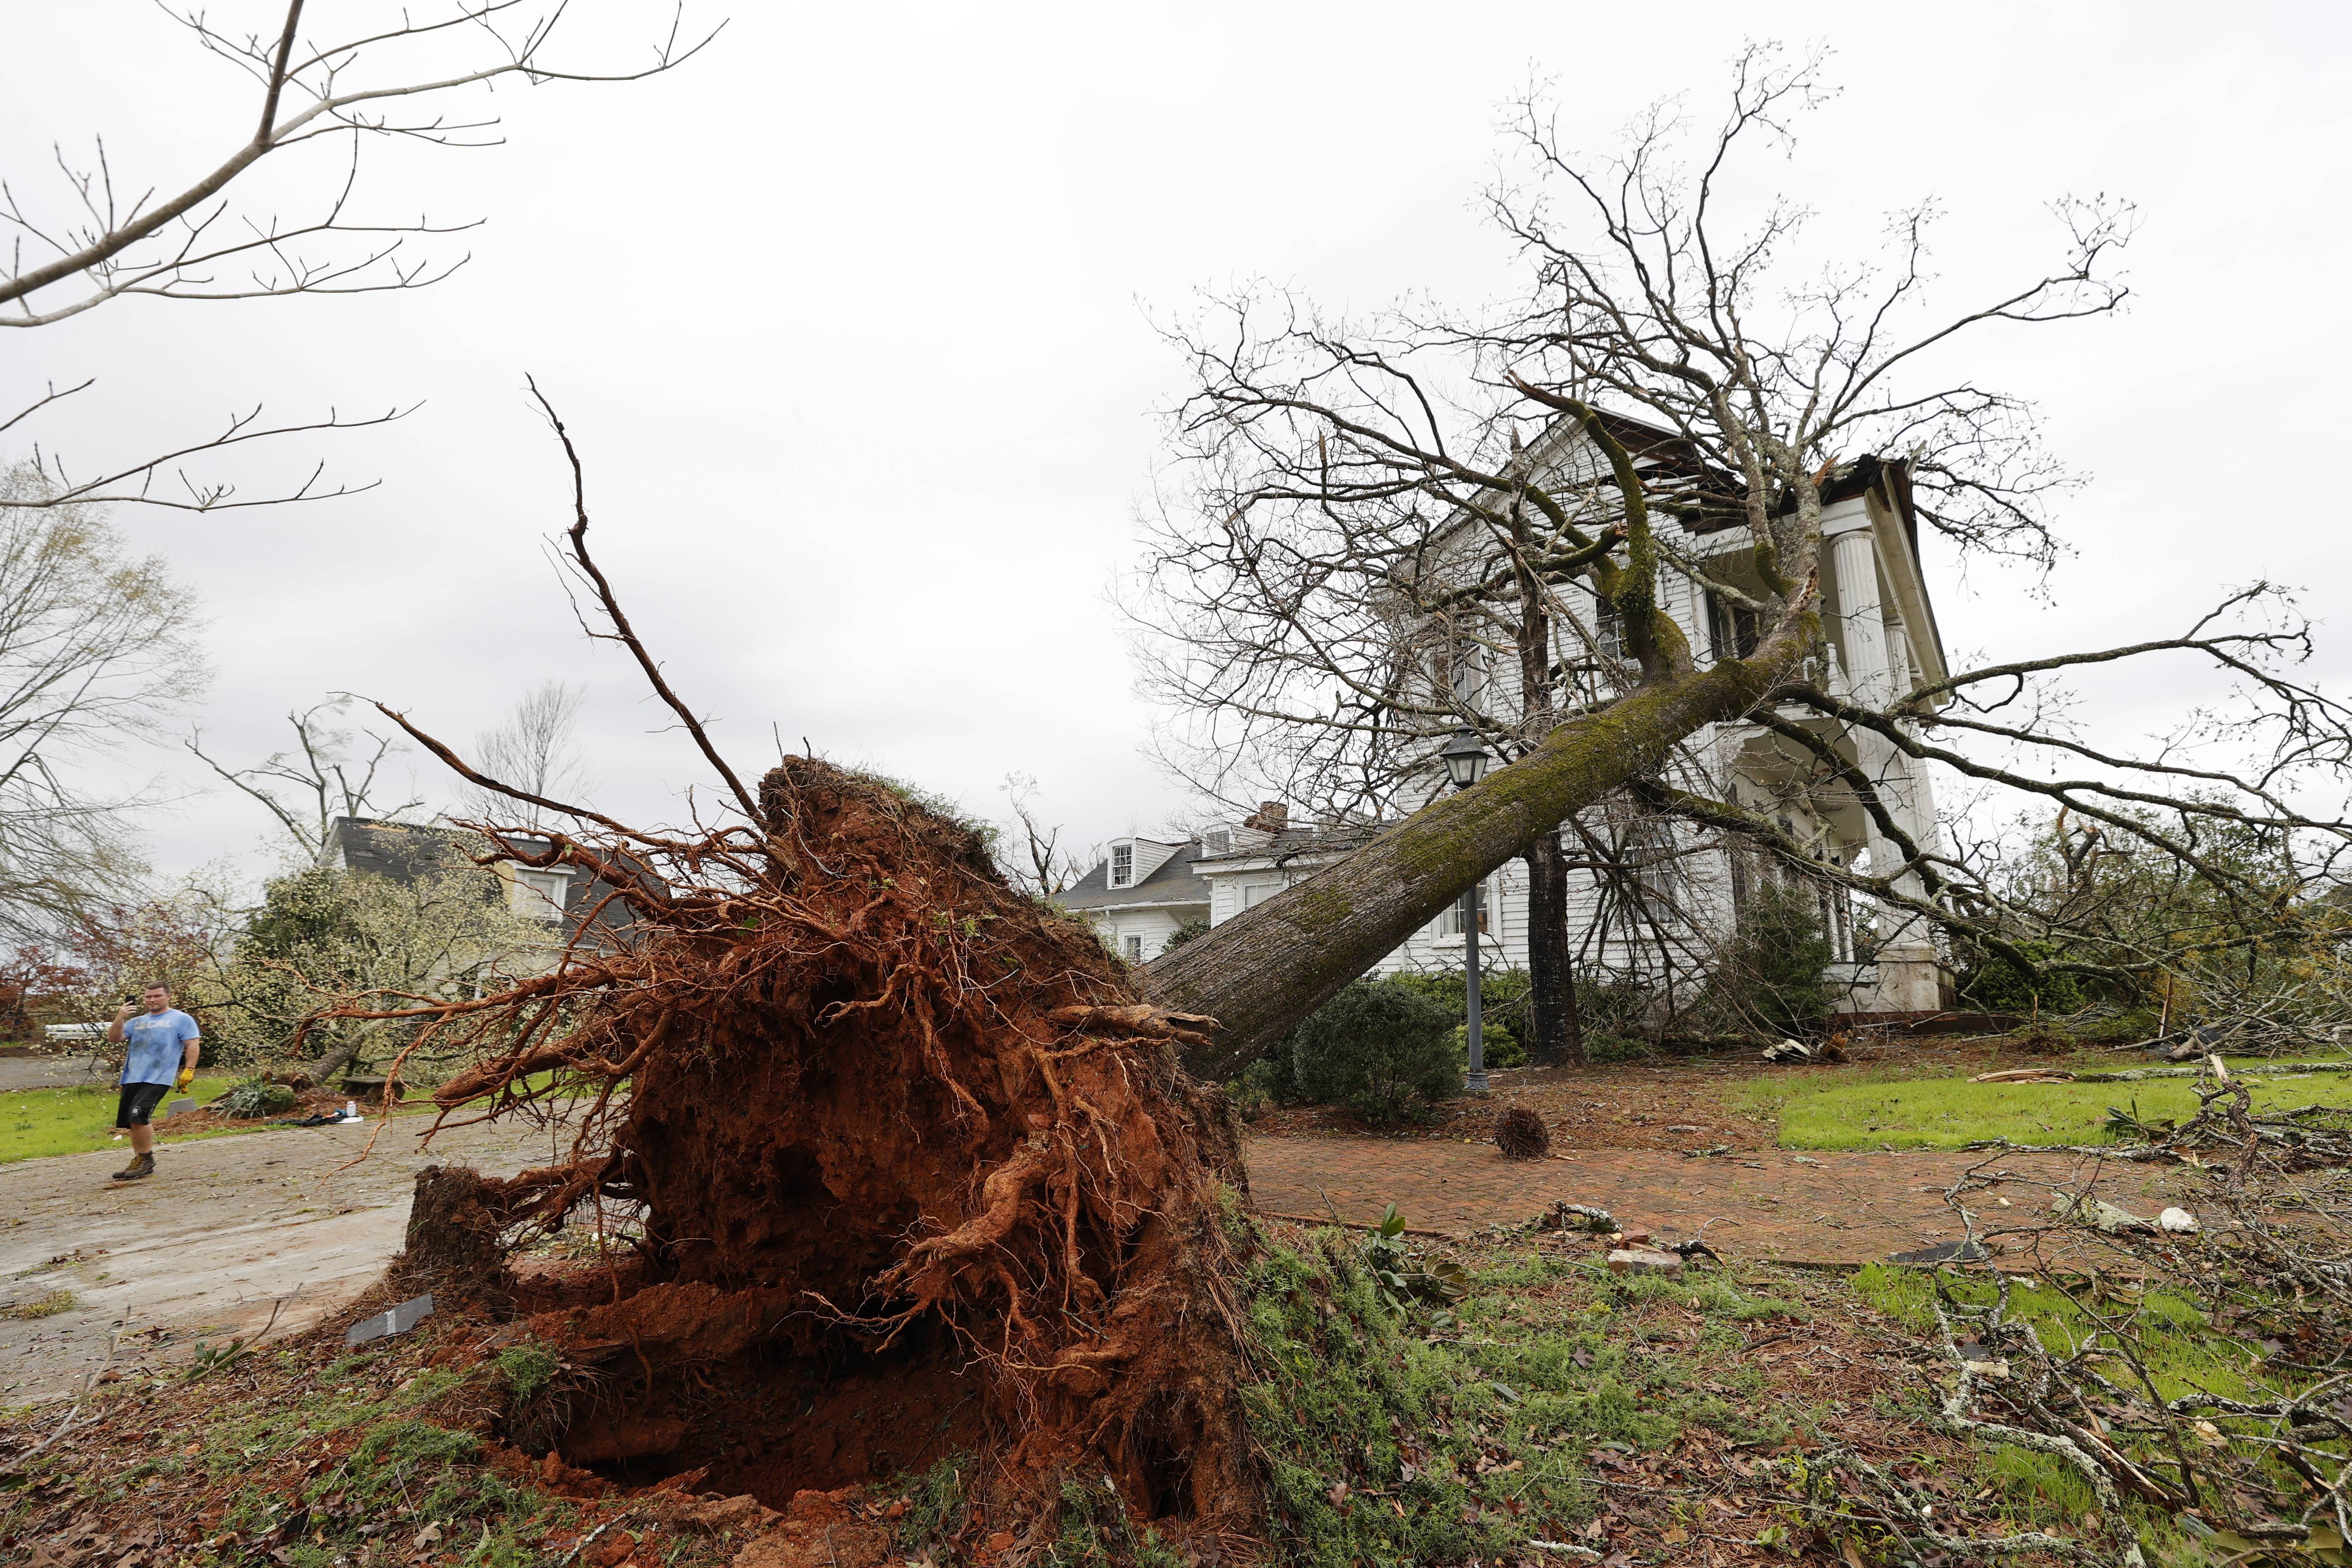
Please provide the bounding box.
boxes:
[1494,1103,1552,1160]
[1664,1123,1702,1133]
[1968,1068,2075,1084]
[1888,1240,1990,1265]
[1533,1200,1618,1234]
[1761,1037,1847,1065]
[343,1292,434,1347]
[1604,1247,1684,1276]
[2052,1194,2155,1236]
[1667,1237,1723,1266]
[1679,1143,1733,1159]
[1954,1340,2012,1381]
[2158,1206,2201,1234]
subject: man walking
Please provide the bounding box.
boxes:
[107,983,200,1183]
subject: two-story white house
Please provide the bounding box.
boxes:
[1072,416,1953,1017]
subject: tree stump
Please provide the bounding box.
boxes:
[389,1164,514,1310]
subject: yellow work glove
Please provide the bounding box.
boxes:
[175,1066,196,1093]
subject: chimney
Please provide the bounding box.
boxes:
[1241,800,1289,833]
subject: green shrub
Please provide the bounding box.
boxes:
[1288,979,1458,1125]
[1960,940,2087,1014]
[1163,916,1212,949]
[1390,968,1532,1033]
[1580,1030,1653,1064]
[1712,883,1836,1037]
[1451,1021,1526,1070]
[212,1080,297,1119]
[1235,1054,1295,1113]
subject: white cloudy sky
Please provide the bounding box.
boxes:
[6,1,2349,894]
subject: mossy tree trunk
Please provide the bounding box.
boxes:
[1145,619,1813,1081]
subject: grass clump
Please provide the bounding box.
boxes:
[3,1288,76,1320]
[494,1341,560,1399]
[1237,1220,1806,1565]
[1740,1061,2352,1150]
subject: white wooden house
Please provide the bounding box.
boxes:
[1069,417,1953,1016]
[1053,835,1213,964]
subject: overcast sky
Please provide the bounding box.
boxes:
[6,1,2349,895]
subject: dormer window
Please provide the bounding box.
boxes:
[1110,843,1134,888]
[1203,829,1232,856]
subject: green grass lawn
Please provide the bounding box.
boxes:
[0,1070,602,1166]
[1737,1060,2352,1150]
[0,1077,256,1164]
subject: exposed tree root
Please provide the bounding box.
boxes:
[359,759,1262,1547]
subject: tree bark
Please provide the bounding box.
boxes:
[1522,833,1580,1066]
[1144,613,1814,1080]
[1509,483,1578,1068]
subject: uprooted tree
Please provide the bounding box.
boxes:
[336,395,1260,1537]
[329,51,2352,1549]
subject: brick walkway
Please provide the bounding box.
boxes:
[1243,1133,2193,1267]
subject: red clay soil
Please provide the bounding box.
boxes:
[1246,1029,2108,1151]
[384,760,1260,1546]
[1244,1032,2199,1268]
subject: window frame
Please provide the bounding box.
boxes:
[1109,842,1134,888]
[513,867,570,923]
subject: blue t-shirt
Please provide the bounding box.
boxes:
[121,1009,201,1086]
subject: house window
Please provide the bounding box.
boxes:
[1706,590,1759,662]
[1435,879,1489,938]
[512,869,569,922]
[1124,934,1144,962]
[1243,881,1279,909]
[1594,598,1626,663]
[1110,844,1133,888]
[1203,828,1232,856]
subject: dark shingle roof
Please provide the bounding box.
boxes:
[1054,842,1214,913]
[326,818,465,882]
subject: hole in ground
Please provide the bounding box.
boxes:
[552,1323,990,1506]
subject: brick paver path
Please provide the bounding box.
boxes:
[1243,1134,2193,1267]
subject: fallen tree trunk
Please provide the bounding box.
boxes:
[1143,618,1814,1080]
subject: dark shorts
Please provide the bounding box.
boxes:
[116,1082,170,1128]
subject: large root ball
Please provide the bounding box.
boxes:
[420,760,1261,1545]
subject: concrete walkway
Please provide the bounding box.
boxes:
[0,1052,109,1093]
[0,1116,566,1403]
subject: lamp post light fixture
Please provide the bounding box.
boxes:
[1440,729,1494,1093]
[1440,727,1491,790]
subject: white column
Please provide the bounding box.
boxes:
[1825,505,1940,1010]
[1828,511,1890,704]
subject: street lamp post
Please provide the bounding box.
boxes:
[1439,729,1493,1094]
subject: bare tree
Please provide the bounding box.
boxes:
[0,464,206,938]
[456,680,592,831]
[2,0,714,513]
[188,696,422,858]
[1136,50,2352,1077]
[997,771,1082,897]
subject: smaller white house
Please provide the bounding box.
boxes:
[1054,833,1214,964]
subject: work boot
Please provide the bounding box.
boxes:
[111,1152,155,1182]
